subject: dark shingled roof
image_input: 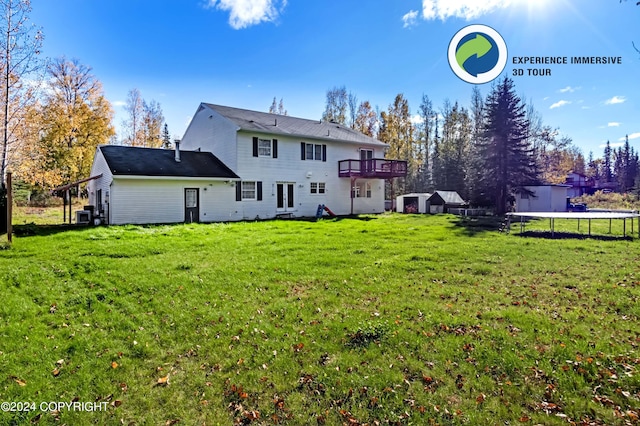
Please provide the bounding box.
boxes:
[99,145,239,179]
[204,103,388,146]
[429,191,466,205]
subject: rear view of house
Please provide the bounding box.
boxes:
[87,103,407,225]
[179,103,406,220]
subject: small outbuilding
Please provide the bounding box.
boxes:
[396,193,432,213]
[514,185,569,213]
[427,191,467,214]
[396,191,466,214]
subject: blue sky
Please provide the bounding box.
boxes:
[31,0,639,157]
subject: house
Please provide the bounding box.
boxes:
[565,172,592,198]
[514,185,569,213]
[179,103,406,220]
[427,191,467,214]
[87,103,407,224]
[88,145,240,225]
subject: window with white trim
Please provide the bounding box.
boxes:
[301,142,326,161]
[242,181,257,200]
[310,182,326,194]
[258,138,272,157]
[352,182,372,198]
[360,149,373,160]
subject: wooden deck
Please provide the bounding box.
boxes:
[338,159,407,179]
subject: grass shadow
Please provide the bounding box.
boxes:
[13,223,93,237]
[449,215,503,236]
[517,230,635,241]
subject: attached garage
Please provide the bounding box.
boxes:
[88,145,239,225]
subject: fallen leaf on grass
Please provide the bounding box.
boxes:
[52,368,60,377]
[156,374,170,386]
[13,378,26,386]
[111,361,118,369]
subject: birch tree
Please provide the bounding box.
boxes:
[122,88,144,146]
[322,86,348,124]
[0,0,42,182]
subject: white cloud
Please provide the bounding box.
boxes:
[599,142,624,148]
[421,0,513,21]
[113,101,126,107]
[411,114,424,125]
[604,96,626,105]
[558,86,580,93]
[550,100,571,109]
[402,10,419,28]
[608,122,621,127]
[623,132,640,141]
[208,0,286,29]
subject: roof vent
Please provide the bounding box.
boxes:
[174,140,181,163]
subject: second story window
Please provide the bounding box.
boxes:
[252,137,278,158]
[301,142,327,161]
[258,139,272,157]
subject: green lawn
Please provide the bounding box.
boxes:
[0,214,638,425]
[12,203,84,226]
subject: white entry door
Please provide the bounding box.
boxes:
[276,182,295,212]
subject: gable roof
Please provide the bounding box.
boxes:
[204,103,388,147]
[429,191,466,205]
[99,145,239,179]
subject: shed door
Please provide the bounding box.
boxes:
[185,188,199,223]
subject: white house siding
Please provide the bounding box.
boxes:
[516,186,568,213]
[396,193,432,214]
[87,149,114,220]
[233,131,385,218]
[180,105,239,171]
[109,178,236,225]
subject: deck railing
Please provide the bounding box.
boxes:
[338,159,407,178]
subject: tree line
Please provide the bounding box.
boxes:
[314,80,638,214]
[0,0,171,191]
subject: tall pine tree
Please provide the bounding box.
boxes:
[478,76,537,214]
[603,140,613,184]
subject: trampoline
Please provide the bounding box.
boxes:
[506,211,640,238]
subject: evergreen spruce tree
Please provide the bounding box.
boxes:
[478,76,537,214]
[162,123,172,149]
[603,140,613,184]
